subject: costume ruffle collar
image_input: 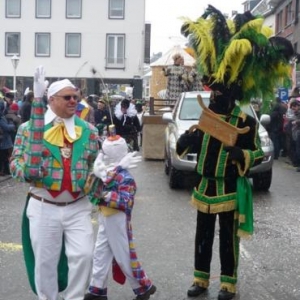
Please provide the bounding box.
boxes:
[45,107,77,139]
[114,102,137,120]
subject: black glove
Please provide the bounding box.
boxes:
[178,130,193,146]
[177,130,193,155]
[224,146,244,163]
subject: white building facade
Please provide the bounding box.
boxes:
[0,0,148,97]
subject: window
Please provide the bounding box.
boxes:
[66,0,82,18]
[5,32,20,55]
[6,0,21,18]
[65,33,81,57]
[277,10,283,33]
[243,2,250,12]
[179,97,202,120]
[286,2,293,26]
[36,0,51,18]
[35,33,50,57]
[106,34,125,69]
[109,0,125,19]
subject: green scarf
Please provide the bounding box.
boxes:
[236,176,253,238]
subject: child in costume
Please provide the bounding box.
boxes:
[178,5,297,300]
[85,135,156,300]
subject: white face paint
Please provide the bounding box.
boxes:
[102,136,128,164]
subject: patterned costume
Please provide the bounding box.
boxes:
[177,103,264,294]
[86,136,156,300]
[179,5,297,300]
[10,74,99,300]
[11,115,98,190]
[187,68,203,91]
[163,54,189,100]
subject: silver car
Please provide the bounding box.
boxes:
[162,91,274,191]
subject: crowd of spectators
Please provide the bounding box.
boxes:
[261,88,300,172]
[0,87,21,176]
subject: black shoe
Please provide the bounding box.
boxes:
[83,293,107,300]
[187,284,207,297]
[296,167,300,172]
[134,285,156,300]
[218,288,235,300]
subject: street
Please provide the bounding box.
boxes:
[1,156,300,300]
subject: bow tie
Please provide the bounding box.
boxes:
[44,122,82,147]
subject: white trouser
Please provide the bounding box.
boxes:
[26,197,94,300]
[90,212,141,290]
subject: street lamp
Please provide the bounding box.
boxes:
[11,54,20,100]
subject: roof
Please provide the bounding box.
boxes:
[150,45,195,67]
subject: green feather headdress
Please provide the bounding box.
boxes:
[181,5,295,104]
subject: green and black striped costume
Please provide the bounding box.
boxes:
[177,105,264,293]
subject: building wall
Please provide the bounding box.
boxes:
[242,0,261,12]
[0,0,146,97]
[252,0,300,58]
[274,0,299,47]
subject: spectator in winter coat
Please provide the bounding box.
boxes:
[20,91,34,123]
[289,100,300,171]
[113,99,141,151]
[1,87,15,113]
[94,98,111,136]
[5,102,21,143]
[284,99,300,167]
[0,99,15,175]
[269,97,287,159]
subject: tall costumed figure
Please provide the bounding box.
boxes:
[178,5,297,300]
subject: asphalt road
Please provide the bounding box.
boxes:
[1,156,300,300]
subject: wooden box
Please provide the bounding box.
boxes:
[189,95,250,146]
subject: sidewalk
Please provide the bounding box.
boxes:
[0,174,11,183]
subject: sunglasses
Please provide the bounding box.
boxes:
[55,94,79,101]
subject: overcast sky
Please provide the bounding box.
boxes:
[145,0,244,55]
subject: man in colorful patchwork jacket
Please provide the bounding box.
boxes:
[10,66,99,300]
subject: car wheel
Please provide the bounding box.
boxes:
[164,152,170,175]
[169,166,184,189]
[252,169,272,191]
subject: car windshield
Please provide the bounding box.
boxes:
[179,97,210,120]
[179,96,256,120]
